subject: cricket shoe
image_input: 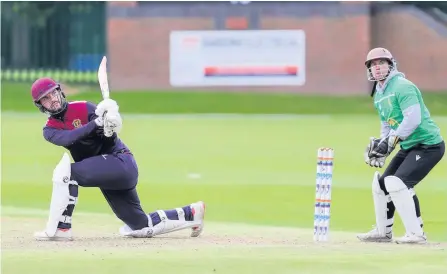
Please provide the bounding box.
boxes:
[190,201,206,237]
[34,228,73,241]
[357,226,393,243]
[395,233,427,244]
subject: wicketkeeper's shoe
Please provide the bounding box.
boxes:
[395,233,427,244]
[357,227,393,242]
[190,201,206,237]
[34,228,73,241]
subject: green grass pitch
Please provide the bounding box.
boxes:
[1,112,446,273]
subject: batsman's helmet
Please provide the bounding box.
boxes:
[31,77,68,115]
[365,47,397,81]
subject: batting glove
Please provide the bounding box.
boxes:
[95,99,119,118]
[94,116,104,127]
[103,111,123,137]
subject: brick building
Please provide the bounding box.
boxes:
[106,2,447,94]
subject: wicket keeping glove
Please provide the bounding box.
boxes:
[364,137,386,168]
[365,155,387,168]
[368,134,401,158]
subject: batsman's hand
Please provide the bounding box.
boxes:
[368,134,400,158]
[95,98,119,118]
[94,115,104,127]
[364,137,387,168]
[103,111,122,137]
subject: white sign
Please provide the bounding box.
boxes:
[169,30,306,87]
[230,1,251,4]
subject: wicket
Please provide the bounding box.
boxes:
[314,147,334,242]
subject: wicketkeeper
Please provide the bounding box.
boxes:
[31,77,206,241]
[359,48,445,244]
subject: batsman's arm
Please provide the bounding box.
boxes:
[43,122,99,147]
[86,101,100,121]
[394,85,422,140]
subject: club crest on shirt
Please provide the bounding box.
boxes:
[387,118,399,127]
[72,119,82,128]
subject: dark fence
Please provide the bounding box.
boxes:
[1,1,106,84]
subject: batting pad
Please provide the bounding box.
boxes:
[45,153,72,237]
[372,172,392,235]
[385,176,424,236]
[119,209,201,238]
[150,210,200,236]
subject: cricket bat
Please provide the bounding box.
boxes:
[98,56,110,100]
[97,56,120,136]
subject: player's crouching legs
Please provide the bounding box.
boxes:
[357,171,393,242]
[384,176,427,244]
[119,201,206,238]
[34,153,79,241]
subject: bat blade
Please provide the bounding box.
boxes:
[98,56,110,99]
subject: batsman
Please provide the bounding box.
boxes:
[358,48,445,244]
[31,77,206,241]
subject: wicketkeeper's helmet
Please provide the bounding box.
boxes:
[365,47,397,81]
